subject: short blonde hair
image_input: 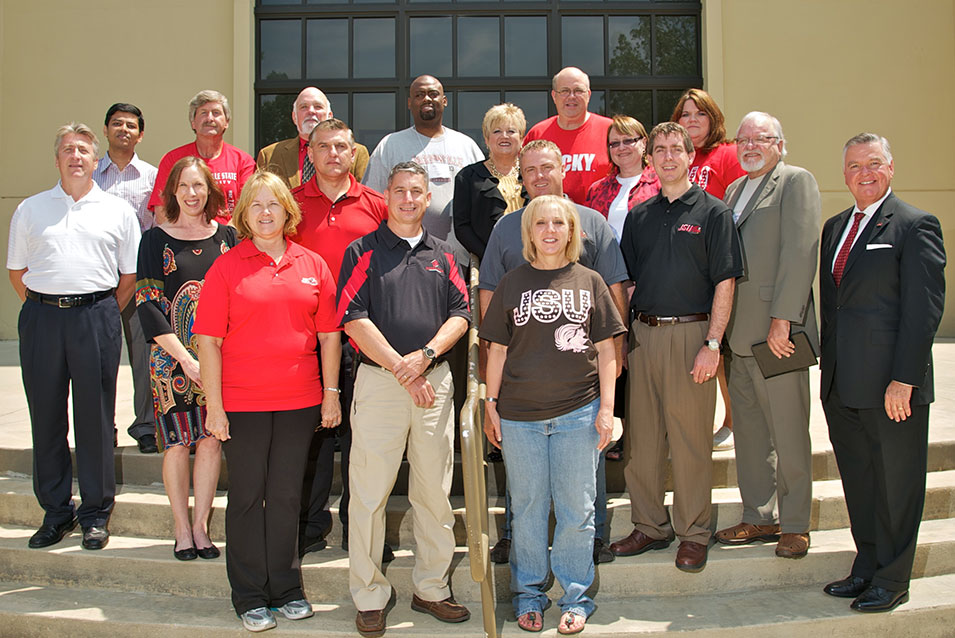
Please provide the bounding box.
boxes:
[520,195,582,264]
[232,171,302,239]
[481,103,526,142]
[54,122,99,157]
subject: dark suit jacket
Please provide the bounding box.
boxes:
[256,137,370,189]
[724,161,821,357]
[452,161,527,260]
[819,192,945,409]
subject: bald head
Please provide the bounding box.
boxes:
[292,87,332,140]
[408,75,447,132]
[551,67,592,128]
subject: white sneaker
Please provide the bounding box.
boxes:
[713,425,734,451]
[241,607,277,632]
[273,599,314,620]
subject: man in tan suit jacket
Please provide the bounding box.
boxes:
[256,87,369,187]
[715,112,821,559]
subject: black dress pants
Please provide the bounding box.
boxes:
[224,405,320,615]
[824,385,929,591]
[19,296,121,528]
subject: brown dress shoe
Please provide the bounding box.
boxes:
[610,528,673,556]
[411,594,470,623]
[675,540,708,572]
[356,609,386,637]
[775,532,810,558]
[714,522,781,545]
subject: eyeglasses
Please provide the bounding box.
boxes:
[735,135,780,147]
[608,137,643,150]
[555,88,589,98]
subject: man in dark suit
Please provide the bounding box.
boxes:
[256,87,369,187]
[820,133,945,612]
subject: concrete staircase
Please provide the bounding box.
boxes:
[1,435,955,637]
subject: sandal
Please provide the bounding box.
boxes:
[517,611,543,632]
[557,611,586,635]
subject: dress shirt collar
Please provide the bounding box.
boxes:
[852,187,892,221]
[96,152,146,176]
[52,180,106,203]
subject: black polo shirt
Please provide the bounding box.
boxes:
[621,184,742,317]
[336,221,471,356]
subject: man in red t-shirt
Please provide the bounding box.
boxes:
[148,90,255,224]
[291,118,388,559]
[523,67,612,204]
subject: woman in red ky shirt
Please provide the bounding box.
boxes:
[195,171,341,632]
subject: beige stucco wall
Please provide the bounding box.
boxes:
[705,0,955,336]
[0,0,253,338]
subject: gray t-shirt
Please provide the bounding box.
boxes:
[363,126,484,256]
[479,202,628,291]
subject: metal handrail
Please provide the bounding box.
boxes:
[458,254,497,637]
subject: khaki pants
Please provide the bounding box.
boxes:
[624,319,715,544]
[348,361,456,611]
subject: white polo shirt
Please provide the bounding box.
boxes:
[7,181,141,295]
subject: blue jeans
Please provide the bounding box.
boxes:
[501,399,599,618]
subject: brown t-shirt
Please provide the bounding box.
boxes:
[479,262,625,421]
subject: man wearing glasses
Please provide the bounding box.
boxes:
[523,67,612,204]
[715,112,821,559]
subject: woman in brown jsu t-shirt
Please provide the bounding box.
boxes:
[480,195,624,635]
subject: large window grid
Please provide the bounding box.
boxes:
[256,1,702,153]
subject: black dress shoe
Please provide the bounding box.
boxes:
[850,585,909,612]
[823,575,871,598]
[299,534,328,558]
[81,525,109,550]
[196,543,220,559]
[28,517,78,548]
[174,544,198,561]
[137,434,159,454]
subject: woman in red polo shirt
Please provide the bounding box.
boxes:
[195,171,341,633]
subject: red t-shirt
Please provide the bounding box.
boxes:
[291,174,387,283]
[523,113,613,204]
[148,141,256,223]
[688,142,746,199]
[193,238,339,412]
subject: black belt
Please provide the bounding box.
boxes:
[636,312,708,327]
[26,288,114,309]
[359,354,443,370]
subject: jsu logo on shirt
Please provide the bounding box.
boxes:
[301,277,318,286]
[677,224,702,235]
[513,289,592,326]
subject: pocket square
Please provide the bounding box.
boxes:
[866,243,892,250]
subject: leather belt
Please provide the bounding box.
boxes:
[359,354,442,370]
[636,312,708,327]
[26,288,114,309]
[359,355,384,369]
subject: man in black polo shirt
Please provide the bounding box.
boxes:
[337,162,471,636]
[610,122,743,573]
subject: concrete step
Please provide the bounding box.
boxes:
[1,518,953,603]
[4,471,955,546]
[1,437,953,494]
[0,573,953,637]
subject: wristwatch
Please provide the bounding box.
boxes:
[704,339,720,352]
[421,346,436,361]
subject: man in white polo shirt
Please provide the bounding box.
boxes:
[7,122,141,551]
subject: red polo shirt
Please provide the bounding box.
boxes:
[194,238,339,412]
[291,174,388,283]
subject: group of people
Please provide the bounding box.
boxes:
[6,64,945,637]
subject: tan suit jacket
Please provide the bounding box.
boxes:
[724,161,821,357]
[256,137,370,188]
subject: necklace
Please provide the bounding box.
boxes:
[487,158,518,180]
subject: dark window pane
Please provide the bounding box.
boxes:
[262,0,301,5]
[504,91,548,132]
[608,15,650,76]
[410,18,452,78]
[306,19,348,79]
[260,20,301,80]
[354,93,396,152]
[325,93,349,123]
[590,89,605,116]
[505,17,547,76]
[654,15,698,76]
[655,89,686,124]
[561,17,604,76]
[454,92,499,147]
[306,0,341,5]
[354,0,395,3]
[607,91,653,128]
[259,94,298,149]
[458,17,499,77]
[354,19,395,78]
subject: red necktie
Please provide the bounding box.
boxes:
[833,212,865,287]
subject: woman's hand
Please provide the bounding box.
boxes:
[320,390,343,429]
[595,406,614,451]
[206,407,230,442]
[484,401,502,449]
[180,356,202,389]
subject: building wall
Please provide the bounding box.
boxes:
[1,0,952,336]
